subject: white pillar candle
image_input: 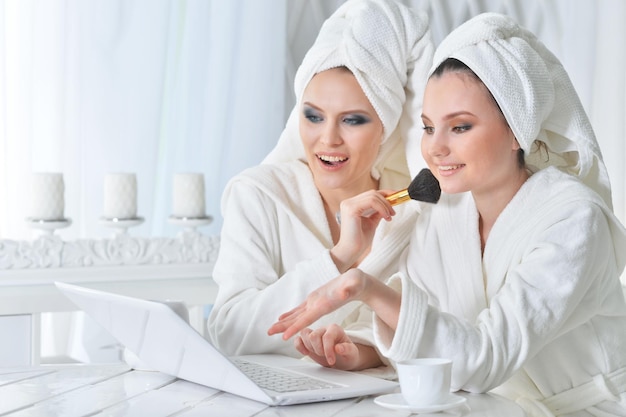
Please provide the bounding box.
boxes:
[30,173,65,220]
[103,173,137,219]
[172,173,206,218]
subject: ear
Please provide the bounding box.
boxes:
[509,129,521,151]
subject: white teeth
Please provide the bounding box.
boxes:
[440,165,462,171]
[318,155,347,162]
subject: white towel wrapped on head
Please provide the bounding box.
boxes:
[429,12,612,207]
[264,0,433,182]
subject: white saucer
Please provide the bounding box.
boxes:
[374,393,467,413]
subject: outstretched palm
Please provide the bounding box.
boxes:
[268,269,368,340]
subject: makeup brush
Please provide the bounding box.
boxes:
[335,168,441,224]
[385,168,441,206]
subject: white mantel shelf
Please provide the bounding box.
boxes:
[0,232,220,316]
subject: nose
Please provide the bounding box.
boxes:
[320,121,343,146]
[424,132,450,158]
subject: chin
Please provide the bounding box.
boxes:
[439,183,469,195]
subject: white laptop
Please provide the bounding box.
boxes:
[55,282,397,406]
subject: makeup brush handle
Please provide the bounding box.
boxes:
[385,189,410,206]
[335,189,410,224]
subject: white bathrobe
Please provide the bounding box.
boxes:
[374,167,626,416]
[209,160,420,357]
[208,0,433,358]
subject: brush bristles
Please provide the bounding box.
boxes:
[407,169,441,203]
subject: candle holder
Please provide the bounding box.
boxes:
[168,215,212,233]
[99,216,145,235]
[26,217,72,235]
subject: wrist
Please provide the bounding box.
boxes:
[352,343,384,371]
[359,273,381,305]
[330,245,357,273]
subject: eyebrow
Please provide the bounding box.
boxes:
[303,101,374,116]
[421,110,475,121]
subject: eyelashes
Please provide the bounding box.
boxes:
[343,115,370,125]
[303,108,322,123]
[453,124,472,133]
[302,106,371,126]
[421,124,473,134]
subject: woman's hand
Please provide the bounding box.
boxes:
[268,269,370,340]
[331,190,396,272]
[268,268,402,340]
[295,325,359,369]
[294,325,383,370]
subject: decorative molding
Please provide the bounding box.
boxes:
[0,231,220,270]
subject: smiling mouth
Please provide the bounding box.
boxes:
[317,154,348,166]
[439,164,464,171]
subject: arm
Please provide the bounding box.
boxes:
[208,178,346,356]
[267,268,401,340]
[330,189,397,272]
[208,172,395,356]
[377,200,624,393]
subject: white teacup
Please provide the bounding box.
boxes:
[397,358,452,406]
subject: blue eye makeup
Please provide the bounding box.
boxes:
[303,107,323,123]
[343,115,370,125]
[453,124,472,133]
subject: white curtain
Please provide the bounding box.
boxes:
[0,0,287,240]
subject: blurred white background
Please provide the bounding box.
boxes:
[1,0,624,241]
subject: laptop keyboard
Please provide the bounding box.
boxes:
[232,359,340,393]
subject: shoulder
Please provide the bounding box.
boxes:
[224,160,314,198]
[517,167,625,243]
[230,160,311,187]
[527,167,609,211]
[221,160,321,216]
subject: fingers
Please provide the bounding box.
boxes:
[277,304,303,321]
[267,304,307,336]
[298,327,337,366]
[281,312,319,340]
[267,314,293,336]
[268,309,318,340]
[269,273,369,339]
[294,335,311,357]
[335,341,358,359]
[294,325,361,371]
[340,190,396,221]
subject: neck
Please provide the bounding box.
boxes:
[474,168,530,252]
[318,178,379,245]
[317,179,379,216]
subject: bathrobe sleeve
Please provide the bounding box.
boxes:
[374,172,626,395]
[209,159,417,358]
[208,170,348,357]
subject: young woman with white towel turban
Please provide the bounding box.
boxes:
[207,0,434,365]
[269,13,626,416]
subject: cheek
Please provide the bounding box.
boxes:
[420,135,437,165]
[420,135,429,158]
[299,123,316,148]
[357,128,383,154]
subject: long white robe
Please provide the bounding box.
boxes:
[209,159,419,357]
[374,167,626,416]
